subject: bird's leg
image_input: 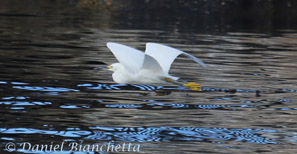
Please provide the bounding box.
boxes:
[161,77,181,84]
[161,77,202,92]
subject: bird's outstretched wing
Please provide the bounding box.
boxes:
[141,54,164,74]
[107,42,145,74]
[145,43,207,74]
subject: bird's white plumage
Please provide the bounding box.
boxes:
[106,42,144,74]
[141,54,163,74]
[145,43,206,74]
[106,42,206,84]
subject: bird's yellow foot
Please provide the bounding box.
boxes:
[161,77,202,92]
[183,82,202,91]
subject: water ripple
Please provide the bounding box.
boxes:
[12,86,79,92]
[0,127,280,144]
[3,81,297,94]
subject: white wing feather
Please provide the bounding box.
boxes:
[107,42,145,74]
[142,54,163,73]
[145,43,207,74]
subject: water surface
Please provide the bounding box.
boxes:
[1,1,297,154]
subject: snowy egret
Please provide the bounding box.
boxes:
[106,42,206,91]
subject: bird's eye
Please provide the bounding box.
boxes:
[108,65,113,69]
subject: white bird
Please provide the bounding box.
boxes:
[106,42,206,90]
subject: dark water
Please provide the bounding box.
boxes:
[1,1,297,154]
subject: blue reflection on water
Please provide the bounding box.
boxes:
[2,96,28,100]
[2,81,297,94]
[86,126,279,144]
[240,100,263,103]
[0,101,51,106]
[11,82,29,85]
[0,127,279,144]
[280,89,297,92]
[105,104,143,109]
[0,81,7,84]
[104,103,256,110]
[60,105,90,109]
[51,103,256,110]
[12,86,79,92]
[277,99,293,102]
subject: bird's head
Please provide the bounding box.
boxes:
[107,63,122,72]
